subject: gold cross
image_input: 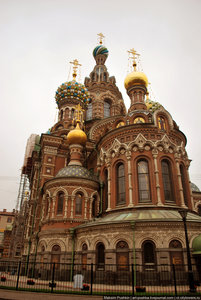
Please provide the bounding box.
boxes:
[74,103,85,123]
[128,48,140,71]
[97,33,105,45]
[70,59,82,80]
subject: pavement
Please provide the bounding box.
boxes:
[0,290,102,300]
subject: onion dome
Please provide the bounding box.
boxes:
[93,45,109,58]
[67,122,87,146]
[55,80,91,107]
[124,71,148,90]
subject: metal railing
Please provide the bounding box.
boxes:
[0,261,200,295]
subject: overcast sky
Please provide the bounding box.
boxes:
[0,0,201,211]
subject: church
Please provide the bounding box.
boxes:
[10,35,201,282]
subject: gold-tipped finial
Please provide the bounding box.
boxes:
[70,59,82,80]
[73,103,85,125]
[97,33,105,45]
[128,48,140,71]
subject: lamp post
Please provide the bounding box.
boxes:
[178,209,196,293]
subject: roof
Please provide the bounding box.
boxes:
[76,209,201,229]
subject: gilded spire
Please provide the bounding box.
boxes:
[97,33,105,45]
[72,103,85,127]
[70,59,82,80]
[127,48,140,71]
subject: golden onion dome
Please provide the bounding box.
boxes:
[124,71,148,90]
[67,122,87,146]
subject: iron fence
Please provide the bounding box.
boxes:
[0,261,200,296]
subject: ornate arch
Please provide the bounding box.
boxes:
[47,239,66,252]
[153,107,174,130]
[91,235,110,249]
[72,187,88,198]
[53,187,68,198]
[38,239,48,252]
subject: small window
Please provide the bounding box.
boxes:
[75,193,82,215]
[57,192,64,215]
[104,101,110,118]
[116,163,126,205]
[161,160,174,202]
[137,160,151,202]
[7,217,12,223]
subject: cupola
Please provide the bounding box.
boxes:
[125,49,148,112]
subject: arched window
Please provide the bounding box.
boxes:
[116,163,126,205]
[169,240,183,269]
[51,245,61,269]
[92,195,98,218]
[104,101,110,118]
[75,193,83,215]
[96,242,105,270]
[57,192,64,215]
[158,116,166,131]
[180,164,188,207]
[137,160,151,202]
[143,241,156,268]
[116,241,129,270]
[103,169,108,211]
[82,243,88,270]
[161,160,174,202]
[86,103,92,120]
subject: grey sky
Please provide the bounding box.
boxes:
[0,0,201,210]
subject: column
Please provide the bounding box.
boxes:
[152,149,163,206]
[64,195,68,218]
[126,151,134,207]
[106,159,111,211]
[175,156,186,208]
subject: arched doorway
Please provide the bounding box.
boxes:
[116,241,129,270]
[169,240,184,269]
[96,242,105,270]
[142,240,156,270]
[51,245,61,269]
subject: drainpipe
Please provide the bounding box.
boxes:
[70,228,75,282]
[130,221,136,287]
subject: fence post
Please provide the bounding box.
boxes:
[172,263,177,297]
[90,263,93,295]
[132,263,135,296]
[51,262,55,293]
[16,261,21,291]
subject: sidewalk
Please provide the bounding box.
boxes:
[0,290,102,300]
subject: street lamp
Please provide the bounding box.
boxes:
[178,209,196,293]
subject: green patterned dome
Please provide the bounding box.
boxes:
[56,165,98,182]
[93,45,109,58]
[191,182,200,192]
[145,98,162,112]
[192,235,201,254]
[55,80,91,107]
